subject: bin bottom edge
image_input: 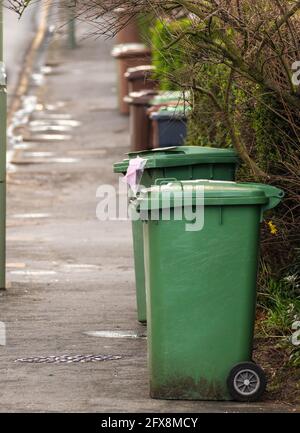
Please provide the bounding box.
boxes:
[150,378,231,401]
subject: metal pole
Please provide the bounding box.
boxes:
[0,2,6,290]
[67,6,77,49]
[0,3,2,60]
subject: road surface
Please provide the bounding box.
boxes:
[4,4,40,102]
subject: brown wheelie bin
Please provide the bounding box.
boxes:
[112,44,152,115]
[124,90,158,151]
[113,8,141,44]
[125,65,157,94]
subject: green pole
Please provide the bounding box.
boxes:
[0,3,2,60]
[0,2,6,290]
[67,7,77,49]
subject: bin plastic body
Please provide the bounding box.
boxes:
[138,180,283,400]
[111,44,152,115]
[114,147,240,323]
[147,90,189,149]
[116,20,141,44]
[112,7,141,44]
[124,90,158,151]
[150,107,188,148]
[125,90,185,152]
[125,65,157,94]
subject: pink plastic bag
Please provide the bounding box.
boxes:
[123,157,147,194]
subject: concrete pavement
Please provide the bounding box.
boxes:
[0,22,293,412]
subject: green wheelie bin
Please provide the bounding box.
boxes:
[137,180,284,401]
[113,147,240,323]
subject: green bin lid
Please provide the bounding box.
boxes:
[137,180,284,211]
[150,105,191,120]
[113,146,240,173]
[149,91,189,105]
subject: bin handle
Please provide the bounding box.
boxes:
[259,185,284,222]
[154,177,178,186]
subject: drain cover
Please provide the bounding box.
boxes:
[15,354,122,364]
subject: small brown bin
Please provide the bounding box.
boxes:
[125,65,158,94]
[124,90,158,151]
[116,20,141,44]
[113,8,141,44]
[112,44,152,115]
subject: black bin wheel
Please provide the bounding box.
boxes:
[227,362,267,402]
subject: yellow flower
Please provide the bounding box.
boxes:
[267,220,278,235]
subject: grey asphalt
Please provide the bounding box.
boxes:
[0,21,294,412]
